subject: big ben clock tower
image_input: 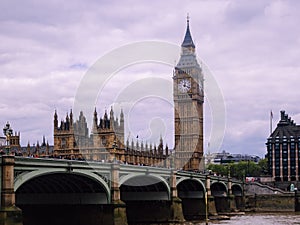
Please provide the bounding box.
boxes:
[173,16,204,171]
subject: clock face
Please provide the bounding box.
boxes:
[178,79,191,93]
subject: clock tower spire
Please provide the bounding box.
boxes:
[181,14,195,49]
[173,16,204,171]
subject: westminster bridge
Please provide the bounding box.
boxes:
[0,156,244,225]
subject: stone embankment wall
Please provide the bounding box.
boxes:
[245,182,297,212]
[245,182,287,195]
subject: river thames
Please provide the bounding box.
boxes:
[187,213,300,225]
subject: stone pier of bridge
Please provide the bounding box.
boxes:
[0,156,22,225]
[111,164,128,225]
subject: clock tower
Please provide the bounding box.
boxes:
[173,17,204,171]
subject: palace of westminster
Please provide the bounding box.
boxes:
[2,18,300,182]
[1,18,204,171]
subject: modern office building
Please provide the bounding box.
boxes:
[266,110,300,181]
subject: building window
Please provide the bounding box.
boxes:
[61,138,66,149]
[102,136,107,146]
[268,144,272,150]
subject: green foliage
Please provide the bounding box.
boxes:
[258,158,269,175]
[207,164,228,176]
[207,158,268,180]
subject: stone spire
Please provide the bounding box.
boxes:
[120,108,124,124]
[176,15,199,69]
[70,109,73,126]
[54,110,58,129]
[93,107,98,132]
[181,14,195,48]
[110,107,114,129]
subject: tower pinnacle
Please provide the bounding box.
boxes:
[182,15,195,48]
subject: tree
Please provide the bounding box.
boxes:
[207,164,228,176]
[207,159,268,180]
[258,158,268,175]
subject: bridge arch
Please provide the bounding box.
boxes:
[232,184,244,210]
[232,184,243,196]
[176,177,206,192]
[210,181,228,197]
[210,181,229,213]
[119,174,170,224]
[177,178,206,197]
[119,173,170,190]
[119,174,170,201]
[15,170,111,203]
[176,178,206,220]
[15,171,112,225]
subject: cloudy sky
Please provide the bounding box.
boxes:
[1,0,300,157]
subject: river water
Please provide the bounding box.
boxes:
[189,213,300,225]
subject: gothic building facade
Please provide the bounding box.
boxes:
[23,136,53,157]
[53,18,204,170]
[266,111,300,182]
[54,108,169,166]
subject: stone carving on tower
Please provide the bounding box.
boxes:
[173,16,204,171]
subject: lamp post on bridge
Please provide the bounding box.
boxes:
[3,122,13,155]
[0,122,23,224]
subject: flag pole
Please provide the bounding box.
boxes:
[270,110,273,135]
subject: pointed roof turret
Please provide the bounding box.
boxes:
[70,109,73,122]
[110,106,114,121]
[104,110,108,120]
[93,107,98,120]
[54,110,58,119]
[120,108,124,122]
[42,135,46,147]
[93,107,98,132]
[181,14,195,48]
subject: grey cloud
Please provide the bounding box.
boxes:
[1,0,300,158]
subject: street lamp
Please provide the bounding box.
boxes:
[3,122,13,155]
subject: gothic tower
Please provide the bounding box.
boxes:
[173,17,204,171]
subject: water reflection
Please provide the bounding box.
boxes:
[204,213,300,225]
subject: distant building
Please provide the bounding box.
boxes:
[0,122,21,154]
[206,150,260,165]
[21,136,54,157]
[0,122,53,157]
[266,110,300,182]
